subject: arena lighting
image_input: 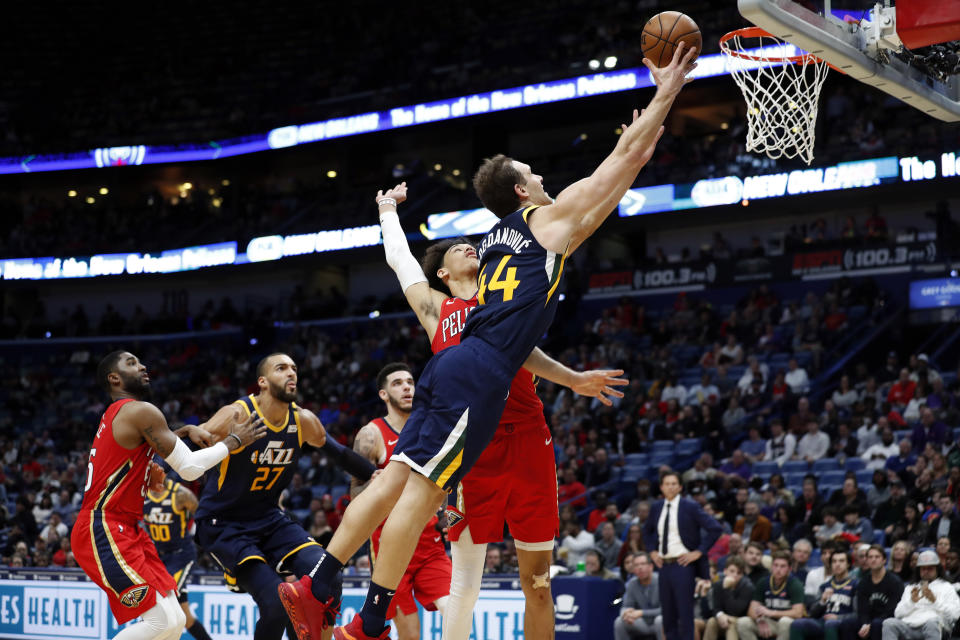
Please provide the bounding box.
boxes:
[1,149,952,281]
[604,56,618,69]
[0,47,800,176]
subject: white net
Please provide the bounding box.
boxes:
[721,31,829,165]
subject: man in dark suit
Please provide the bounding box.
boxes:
[643,471,723,640]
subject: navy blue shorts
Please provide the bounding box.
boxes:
[392,338,515,491]
[158,546,197,596]
[195,508,321,575]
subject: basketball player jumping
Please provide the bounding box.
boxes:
[285,40,699,640]
[72,350,265,640]
[367,185,628,640]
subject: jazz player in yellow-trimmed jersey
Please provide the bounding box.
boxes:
[144,474,214,640]
[194,352,377,640]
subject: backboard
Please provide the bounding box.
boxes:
[738,0,960,122]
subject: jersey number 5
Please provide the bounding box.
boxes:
[478,256,520,305]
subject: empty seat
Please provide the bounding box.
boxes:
[844,458,865,472]
[782,460,809,474]
[812,459,840,473]
[752,461,779,477]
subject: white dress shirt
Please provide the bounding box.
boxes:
[657,496,690,558]
[894,579,960,631]
[861,441,900,470]
[785,368,810,394]
[797,431,830,461]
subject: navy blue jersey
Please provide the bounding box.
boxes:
[195,395,303,521]
[462,205,566,371]
[143,479,192,555]
[819,575,858,615]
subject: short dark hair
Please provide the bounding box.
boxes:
[771,550,791,565]
[842,504,861,517]
[867,544,887,559]
[747,541,765,554]
[473,154,525,217]
[421,237,474,293]
[823,506,840,520]
[725,555,746,574]
[257,353,289,378]
[97,350,128,393]
[377,362,412,391]
[660,470,681,485]
[584,549,604,568]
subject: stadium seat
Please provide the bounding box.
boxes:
[650,453,674,468]
[677,438,703,455]
[782,460,809,474]
[812,459,839,473]
[624,453,649,466]
[894,429,911,442]
[844,458,865,472]
[330,485,350,503]
[855,469,874,485]
[820,470,846,486]
[784,472,807,486]
[651,441,674,452]
[808,548,822,567]
[310,485,328,499]
[752,461,779,477]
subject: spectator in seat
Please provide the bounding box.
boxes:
[743,541,771,586]
[882,549,960,640]
[841,504,874,544]
[615,552,663,640]
[558,467,587,508]
[815,507,844,546]
[861,428,898,471]
[829,423,859,460]
[910,354,941,386]
[38,512,67,540]
[887,369,917,410]
[829,476,869,515]
[866,470,890,516]
[857,545,905,640]
[560,519,595,569]
[596,521,622,570]
[792,539,813,584]
[719,450,752,481]
[661,376,688,406]
[785,359,810,395]
[740,425,767,464]
[719,334,745,366]
[618,524,645,569]
[925,493,960,549]
[875,478,907,539]
[890,501,928,550]
[735,500,773,544]
[766,420,797,467]
[703,555,754,640]
[910,408,949,453]
[584,549,620,581]
[585,447,613,488]
[588,492,620,533]
[885,439,917,476]
[790,549,859,640]
[793,477,826,538]
[738,357,770,392]
[797,420,830,463]
[722,396,747,437]
[688,373,719,407]
[832,375,858,410]
[737,551,805,640]
[484,546,505,574]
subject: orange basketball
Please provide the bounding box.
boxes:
[641,11,702,68]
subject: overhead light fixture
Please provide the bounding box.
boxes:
[452,169,461,176]
[588,59,601,70]
[434,163,442,171]
[85,196,95,204]
[182,182,193,190]
[67,190,77,197]
[327,170,337,178]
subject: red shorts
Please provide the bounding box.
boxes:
[448,420,559,545]
[72,510,177,624]
[372,522,452,619]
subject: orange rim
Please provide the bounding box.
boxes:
[719,26,823,64]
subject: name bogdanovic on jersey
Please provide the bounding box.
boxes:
[463,205,566,372]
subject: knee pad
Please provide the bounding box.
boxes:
[530,571,550,590]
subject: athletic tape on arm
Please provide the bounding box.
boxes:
[163,438,229,481]
[380,211,428,292]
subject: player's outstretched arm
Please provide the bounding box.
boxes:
[299,408,377,482]
[376,182,449,338]
[123,402,266,480]
[538,42,698,255]
[522,348,628,406]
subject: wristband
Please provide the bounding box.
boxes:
[227,433,242,448]
[377,197,397,208]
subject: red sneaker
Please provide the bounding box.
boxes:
[277,576,339,640]
[333,613,390,640]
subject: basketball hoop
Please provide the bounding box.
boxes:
[720,26,832,165]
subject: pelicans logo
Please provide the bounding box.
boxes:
[120,584,150,608]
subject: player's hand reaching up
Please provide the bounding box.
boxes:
[569,369,628,406]
[227,414,267,450]
[643,40,698,96]
[376,182,407,209]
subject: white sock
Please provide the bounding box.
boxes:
[114,592,186,640]
[442,526,486,640]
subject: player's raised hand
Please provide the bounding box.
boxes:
[642,40,699,95]
[184,424,214,448]
[376,182,408,209]
[569,369,628,406]
[229,414,267,449]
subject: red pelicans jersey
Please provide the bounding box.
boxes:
[79,399,155,520]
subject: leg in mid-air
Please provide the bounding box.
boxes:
[114,591,187,640]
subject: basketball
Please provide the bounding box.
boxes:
[642,11,702,68]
